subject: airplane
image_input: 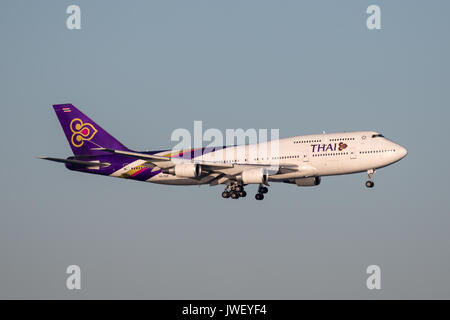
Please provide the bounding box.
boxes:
[40,104,408,200]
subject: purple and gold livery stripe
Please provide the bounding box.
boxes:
[121,163,161,181]
[132,168,161,181]
[130,167,147,177]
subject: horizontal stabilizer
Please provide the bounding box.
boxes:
[39,157,110,167]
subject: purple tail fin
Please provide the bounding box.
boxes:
[53,104,128,156]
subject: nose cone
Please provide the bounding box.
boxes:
[398,145,408,160]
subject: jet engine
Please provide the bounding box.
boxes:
[239,168,269,184]
[165,163,202,178]
[295,176,321,186]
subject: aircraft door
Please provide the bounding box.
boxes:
[302,146,310,162]
[349,147,357,159]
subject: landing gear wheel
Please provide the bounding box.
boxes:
[255,193,264,200]
[222,191,230,198]
[239,191,247,198]
[235,185,243,192]
[231,192,240,199]
[261,187,268,194]
[365,169,375,189]
[365,180,374,188]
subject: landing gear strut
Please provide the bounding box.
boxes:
[365,169,375,188]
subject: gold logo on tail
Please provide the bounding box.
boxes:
[70,118,98,147]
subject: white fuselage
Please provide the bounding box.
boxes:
[120,131,407,185]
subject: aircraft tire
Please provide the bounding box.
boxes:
[231,192,239,199]
[365,181,374,188]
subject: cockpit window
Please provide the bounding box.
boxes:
[371,134,384,138]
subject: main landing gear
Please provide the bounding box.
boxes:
[255,184,268,200]
[221,183,269,200]
[365,169,375,188]
[222,184,247,199]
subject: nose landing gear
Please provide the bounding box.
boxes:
[365,169,375,188]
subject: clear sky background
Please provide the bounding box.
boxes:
[1,0,449,299]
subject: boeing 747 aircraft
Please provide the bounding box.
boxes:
[41,104,407,200]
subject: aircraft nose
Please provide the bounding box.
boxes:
[398,145,408,159]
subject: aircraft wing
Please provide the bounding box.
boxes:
[92,147,302,185]
[92,147,236,169]
[91,148,172,161]
[93,147,296,171]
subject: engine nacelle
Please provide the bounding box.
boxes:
[239,168,268,185]
[165,163,202,178]
[295,176,321,187]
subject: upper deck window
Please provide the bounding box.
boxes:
[371,134,384,138]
